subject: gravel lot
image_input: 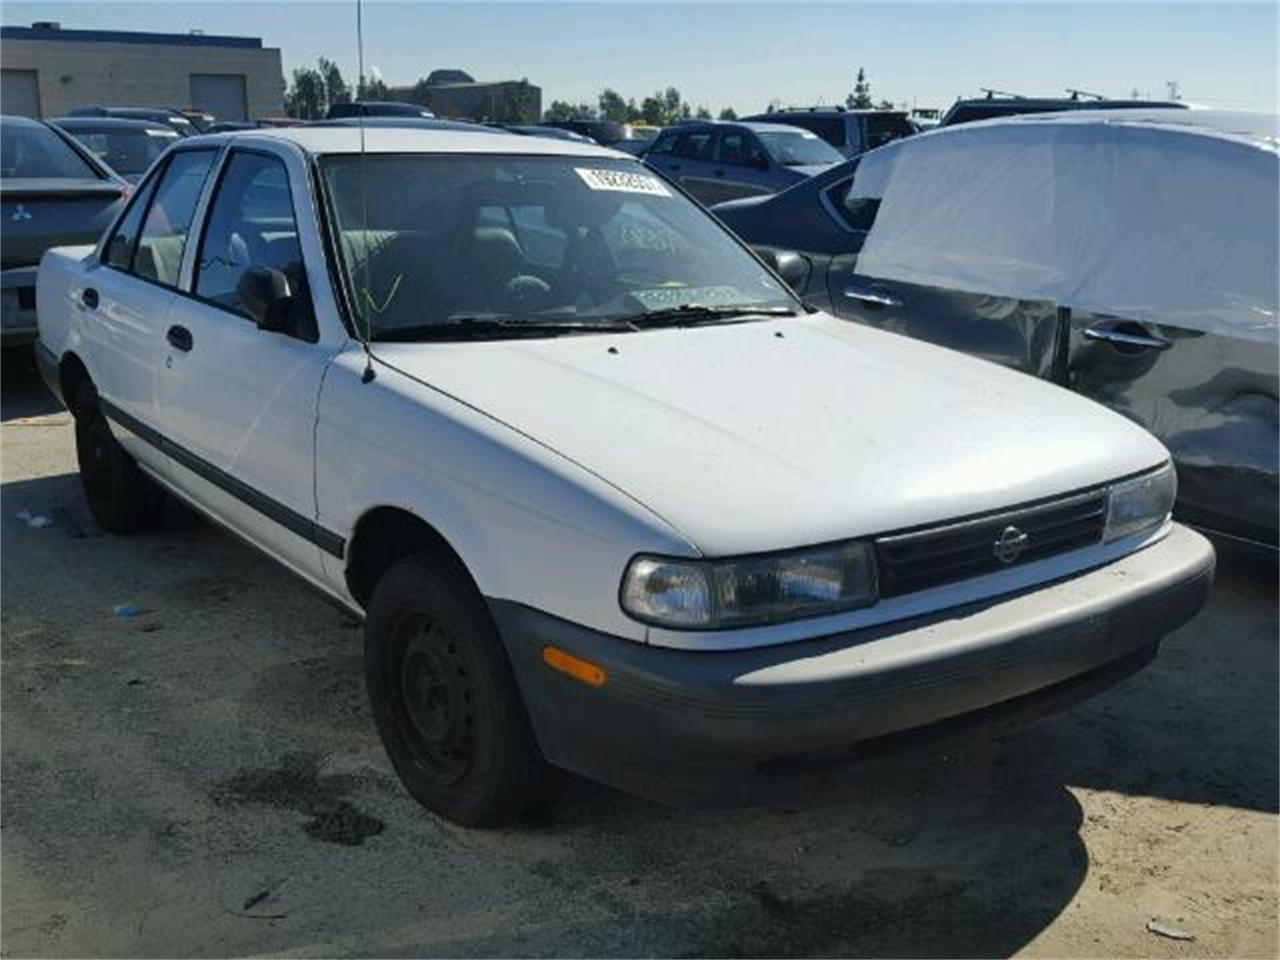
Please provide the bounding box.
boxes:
[2,354,1276,958]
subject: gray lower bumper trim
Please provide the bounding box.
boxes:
[491,524,1214,806]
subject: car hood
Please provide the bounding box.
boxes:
[711,194,772,214]
[785,162,837,178]
[373,313,1168,556]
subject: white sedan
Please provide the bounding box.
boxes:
[35,126,1214,825]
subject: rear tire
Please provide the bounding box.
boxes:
[72,381,164,533]
[364,549,548,826]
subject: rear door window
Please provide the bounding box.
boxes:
[717,130,766,168]
[103,174,161,270]
[864,114,915,150]
[673,131,713,161]
[132,150,217,287]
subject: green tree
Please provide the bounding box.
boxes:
[358,75,390,100]
[846,67,873,109]
[876,98,895,110]
[640,94,665,126]
[718,106,738,120]
[694,105,711,119]
[543,100,593,122]
[284,65,326,119]
[625,98,642,122]
[598,88,629,122]
[662,86,683,122]
[319,57,351,107]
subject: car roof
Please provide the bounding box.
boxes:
[745,109,907,118]
[1,114,47,127]
[665,120,818,135]
[52,116,179,132]
[958,108,1279,151]
[310,117,499,133]
[182,124,631,158]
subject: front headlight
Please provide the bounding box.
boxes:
[1105,463,1176,542]
[620,541,878,630]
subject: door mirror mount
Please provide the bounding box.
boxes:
[757,248,809,291]
[237,266,294,333]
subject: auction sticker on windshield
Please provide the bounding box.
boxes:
[576,168,671,197]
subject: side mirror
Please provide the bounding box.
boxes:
[758,248,809,290]
[237,266,294,332]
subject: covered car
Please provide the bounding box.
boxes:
[715,109,1280,548]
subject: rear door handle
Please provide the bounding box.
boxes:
[843,285,901,309]
[713,169,725,178]
[166,324,193,352]
[81,287,98,309]
[668,163,681,171]
[1083,322,1171,351]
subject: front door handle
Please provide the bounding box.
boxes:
[668,163,681,172]
[843,284,902,309]
[166,324,193,352]
[81,287,98,309]
[713,169,725,178]
[1083,322,1171,352]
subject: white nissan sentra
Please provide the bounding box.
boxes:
[35,127,1214,826]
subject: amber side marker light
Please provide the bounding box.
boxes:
[542,646,607,687]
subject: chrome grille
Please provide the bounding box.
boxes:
[875,490,1107,598]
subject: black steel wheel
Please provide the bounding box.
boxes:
[72,381,163,533]
[364,549,547,826]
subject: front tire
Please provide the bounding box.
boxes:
[72,381,164,534]
[364,550,548,826]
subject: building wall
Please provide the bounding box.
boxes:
[0,38,284,119]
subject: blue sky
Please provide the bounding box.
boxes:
[4,1,1276,113]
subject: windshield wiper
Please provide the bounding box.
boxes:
[375,315,637,342]
[623,304,798,329]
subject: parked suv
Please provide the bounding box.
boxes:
[645,120,843,204]
[939,91,1188,126]
[742,107,916,158]
[326,101,435,120]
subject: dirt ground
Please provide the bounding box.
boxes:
[1,355,1276,959]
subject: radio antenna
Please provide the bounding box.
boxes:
[356,0,376,383]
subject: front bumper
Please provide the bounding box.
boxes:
[492,523,1214,806]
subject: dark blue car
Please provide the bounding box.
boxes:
[644,120,842,205]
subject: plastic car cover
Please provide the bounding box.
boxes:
[851,116,1279,342]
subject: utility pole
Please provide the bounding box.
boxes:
[1166,80,1180,101]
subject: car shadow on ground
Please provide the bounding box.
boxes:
[1,348,60,422]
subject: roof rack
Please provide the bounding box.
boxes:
[1065,88,1107,101]
[776,105,847,113]
[979,88,1027,100]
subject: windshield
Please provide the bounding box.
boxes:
[66,127,177,176]
[0,121,100,180]
[320,155,797,341]
[757,130,843,167]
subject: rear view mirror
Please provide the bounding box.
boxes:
[757,248,809,291]
[238,266,294,332]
